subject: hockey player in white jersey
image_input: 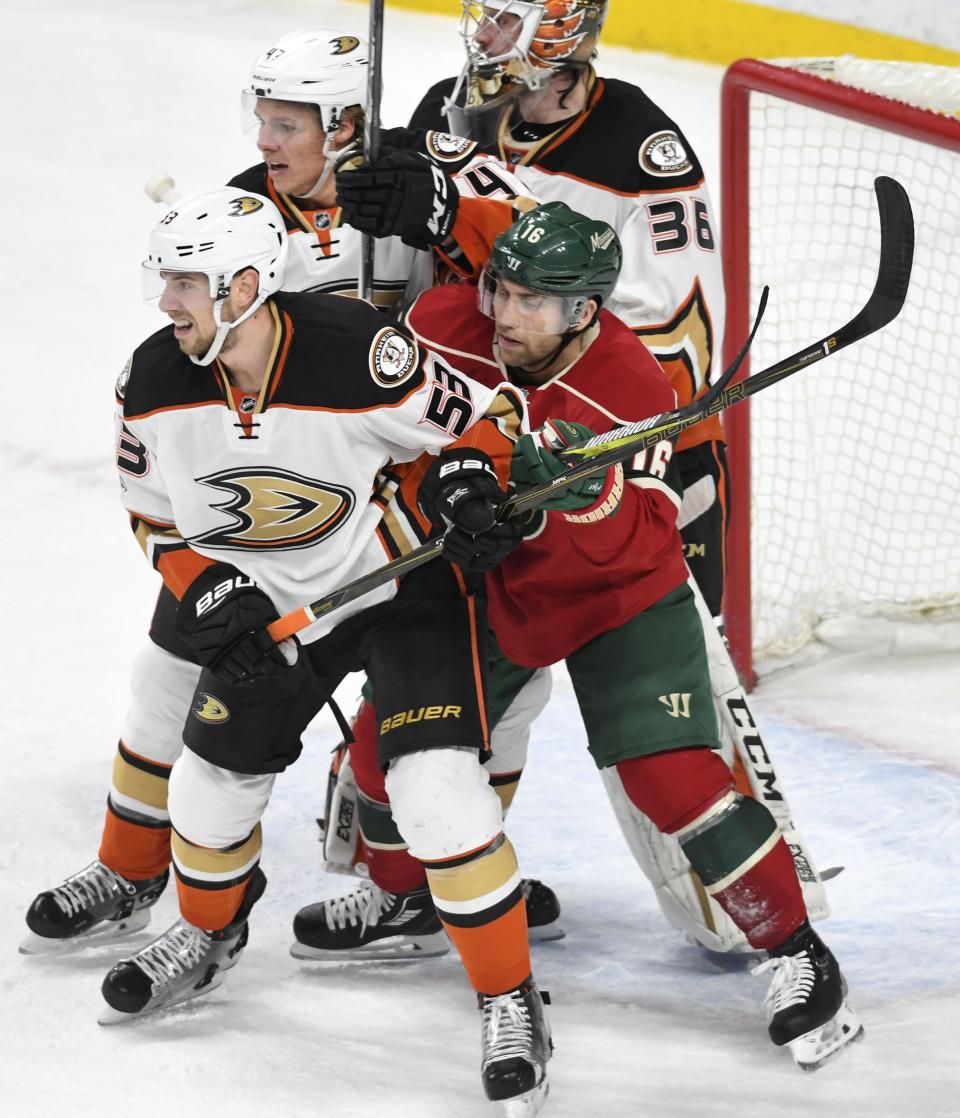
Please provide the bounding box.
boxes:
[25,188,553,1111]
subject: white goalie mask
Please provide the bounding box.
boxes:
[142,189,289,366]
[242,28,369,195]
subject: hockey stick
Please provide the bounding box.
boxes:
[264,293,767,641]
[267,175,913,641]
[358,0,385,302]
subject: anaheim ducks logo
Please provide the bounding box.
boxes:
[330,35,360,54]
[227,196,264,217]
[190,467,355,551]
[193,692,230,724]
[369,327,419,388]
[425,131,477,163]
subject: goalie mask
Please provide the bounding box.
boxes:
[447,1,606,140]
[479,201,621,335]
[242,28,370,195]
[142,189,289,366]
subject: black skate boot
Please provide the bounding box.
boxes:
[754,921,864,1070]
[21,861,168,955]
[522,879,564,942]
[99,866,265,1024]
[291,881,449,962]
[479,978,553,1116]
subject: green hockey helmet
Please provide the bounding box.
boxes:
[480,201,622,333]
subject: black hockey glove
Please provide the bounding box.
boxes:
[417,448,523,574]
[336,148,459,250]
[177,564,292,685]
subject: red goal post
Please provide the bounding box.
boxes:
[720,58,960,689]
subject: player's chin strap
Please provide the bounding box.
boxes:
[308,135,363,200]
[190,277,269,367]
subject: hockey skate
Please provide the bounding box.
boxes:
[522,879,564,943]
[754,922,864,1070]
[98,914,249,1024]
[479,979,553,1116]
[20,861,168,955]
[291,881,449,962]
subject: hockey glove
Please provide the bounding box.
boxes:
[177,564,292,685]
[511,419,612,511]
[417,448,523,574]
[336,148,459,250]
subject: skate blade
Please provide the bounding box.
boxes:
[528,921,565,944]
[789,1000,865,1071]
[499,1078,549,1117]
[19,909,152,956]
[97,967,229,1026]
[289,930,450,963]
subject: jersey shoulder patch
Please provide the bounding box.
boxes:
[639,130,693,178]
[425,130,478,165]
[271,292,427,410]
[534,78,705,193]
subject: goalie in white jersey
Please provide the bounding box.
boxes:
[22,188,556,1111]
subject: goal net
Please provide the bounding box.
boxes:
[720,58,960,686]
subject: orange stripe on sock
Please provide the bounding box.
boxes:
[173,873,250,932]
[441,895,530,995]
[98,806,171,880]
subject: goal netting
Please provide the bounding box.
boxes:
[720,58,960,684]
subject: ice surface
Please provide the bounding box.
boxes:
[2,3,958,1115]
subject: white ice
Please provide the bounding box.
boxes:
[2,3,958,1116]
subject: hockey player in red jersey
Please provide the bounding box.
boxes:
[324,0,840,959]
[374,0,730,616]
[296,203,863,1075]
[22,187,554,1111]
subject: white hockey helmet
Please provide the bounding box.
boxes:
[242,28,369,135]
[142,189,289,366]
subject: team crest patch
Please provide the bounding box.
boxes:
[369,327,418,387]
[193,692,230,724]
[228,195,264,217]
[425,131,477,163]
[116,354,133,400]
[640,131,692,177]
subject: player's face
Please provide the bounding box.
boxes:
[255,99,328,197]
[472,5,524,60]
[157,271,218,356]
[491,275,568,367]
